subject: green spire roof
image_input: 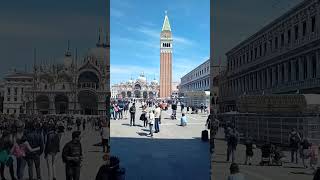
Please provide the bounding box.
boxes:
[162,11,171,31]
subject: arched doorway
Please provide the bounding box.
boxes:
[36,95,49,114]
[121,91,126,98]
[78,71,99,89]
[127,91,132,98]
[78,90,98,115]
[55,95,69,114]
[149,92,154,99]
[134,90,141,98]
[143,91,148,99]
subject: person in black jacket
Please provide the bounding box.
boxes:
[45,125,60,180]
[129,103,136,126]
[62,131,83,180]
[25,122,43,180]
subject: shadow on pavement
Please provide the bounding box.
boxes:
[110,137,209,180]
[137,132,148,136]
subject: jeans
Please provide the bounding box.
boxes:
[155,118,160,132]
[46,153,57,180]
[130,113,135,126]
[16,157,26,180]
[143,120,148,127]
[149,124,153,136]
[26,155,41,180]
[65,165,80,180]
[119,111,123,119]
[0,160,15,180]
[227,145,236,163]
[291,148,299,163]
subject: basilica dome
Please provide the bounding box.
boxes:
[137,73,146,82]
[151,79,158,85]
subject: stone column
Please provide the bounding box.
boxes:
[278,64,281,85]
[307,54,312,79]
[291,60,296,81]
[317,50,320,78]
[266,68,270,88]
[261,70,265,89]
[284,62,288,82]
[299,57,304,81]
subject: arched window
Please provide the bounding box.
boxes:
[44,85,47,90]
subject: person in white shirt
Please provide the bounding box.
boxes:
[148,110,155,137]
[154,105,161,133]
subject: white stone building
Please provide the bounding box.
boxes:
[111,73,160,99]
[220,0,320,112]
[1,29,109,116]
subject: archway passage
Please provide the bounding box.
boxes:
[134,90,141,98]
[78,90,98,115]
[149,92,154,99]
[55,95,69,114]
[36,95,49,114]
[78,71,99,89]
[143,91,148,99]
[127,91,132,98]
[121,92,126,98]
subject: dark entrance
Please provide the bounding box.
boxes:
[55,95,69,114]
[78,90,98,115]
[36,95,49,114]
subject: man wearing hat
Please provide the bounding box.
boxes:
[62,131,83,180]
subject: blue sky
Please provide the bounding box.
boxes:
[0,0,106,77]
[110,0,210,85]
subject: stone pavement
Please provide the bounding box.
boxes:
[211,129,314,180]
[111,104,210,180]
[3,124,105,180]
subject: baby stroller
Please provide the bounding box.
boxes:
[271,146,285,166]
[260,143,272,166]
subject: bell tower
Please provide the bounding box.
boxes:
[160,11,173,98]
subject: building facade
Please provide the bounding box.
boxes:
[180,59,211,95]
[160,11,173,98]
[1,29,109,116]
[220,0,320,112]
[111,73,160,99]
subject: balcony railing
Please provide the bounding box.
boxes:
[78,82,99,90]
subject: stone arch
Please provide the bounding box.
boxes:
[134,90,141,98]
[36,95,50,114]
[78,90,98,115]
[55,94,69,114]
[127,91,132,98]
[143,91,148,99]
[78,71,99,89]
[121,91,126,98]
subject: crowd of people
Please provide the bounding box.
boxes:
[208,116,320,179]
[0,114,109,180]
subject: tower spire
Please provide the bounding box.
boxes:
[162,10,171,31]
[65,40,71,57]
[96,26,103,47]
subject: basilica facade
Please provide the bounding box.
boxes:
[1,30,109,116]
[111,73,159,99]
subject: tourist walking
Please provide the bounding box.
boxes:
[124,102,129,119]
[141,106,148,127]
[44,125,60,180]
[0,131,15,180]
[100,121,109,153]
[310,143,319,171]
[301,138,311,168]
[148,110,155,137]
[227,127,239,163]
[289,128,301,164]
[154,105,161,133]
[25,122,44,180]
[244,137,254,165]
[62,131,83,180]
[82,119,86,131]
[76,118,81,131]
[129,103,136,126]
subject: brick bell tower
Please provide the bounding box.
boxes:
[160,11,173,98]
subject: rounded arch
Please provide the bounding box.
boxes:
[121,91,126,98]
[148,92,154,98]
[134,90,141,98]
[143,91,148,99]
[127,91,132,98]
[134,84,141,90]
[36,95,49,114]
[55,94,69,114]
[78,71,99,89]
[78,90,98,115]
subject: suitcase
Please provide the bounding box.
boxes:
[201,130,209,141]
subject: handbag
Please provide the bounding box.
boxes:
[139,114,145,121]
